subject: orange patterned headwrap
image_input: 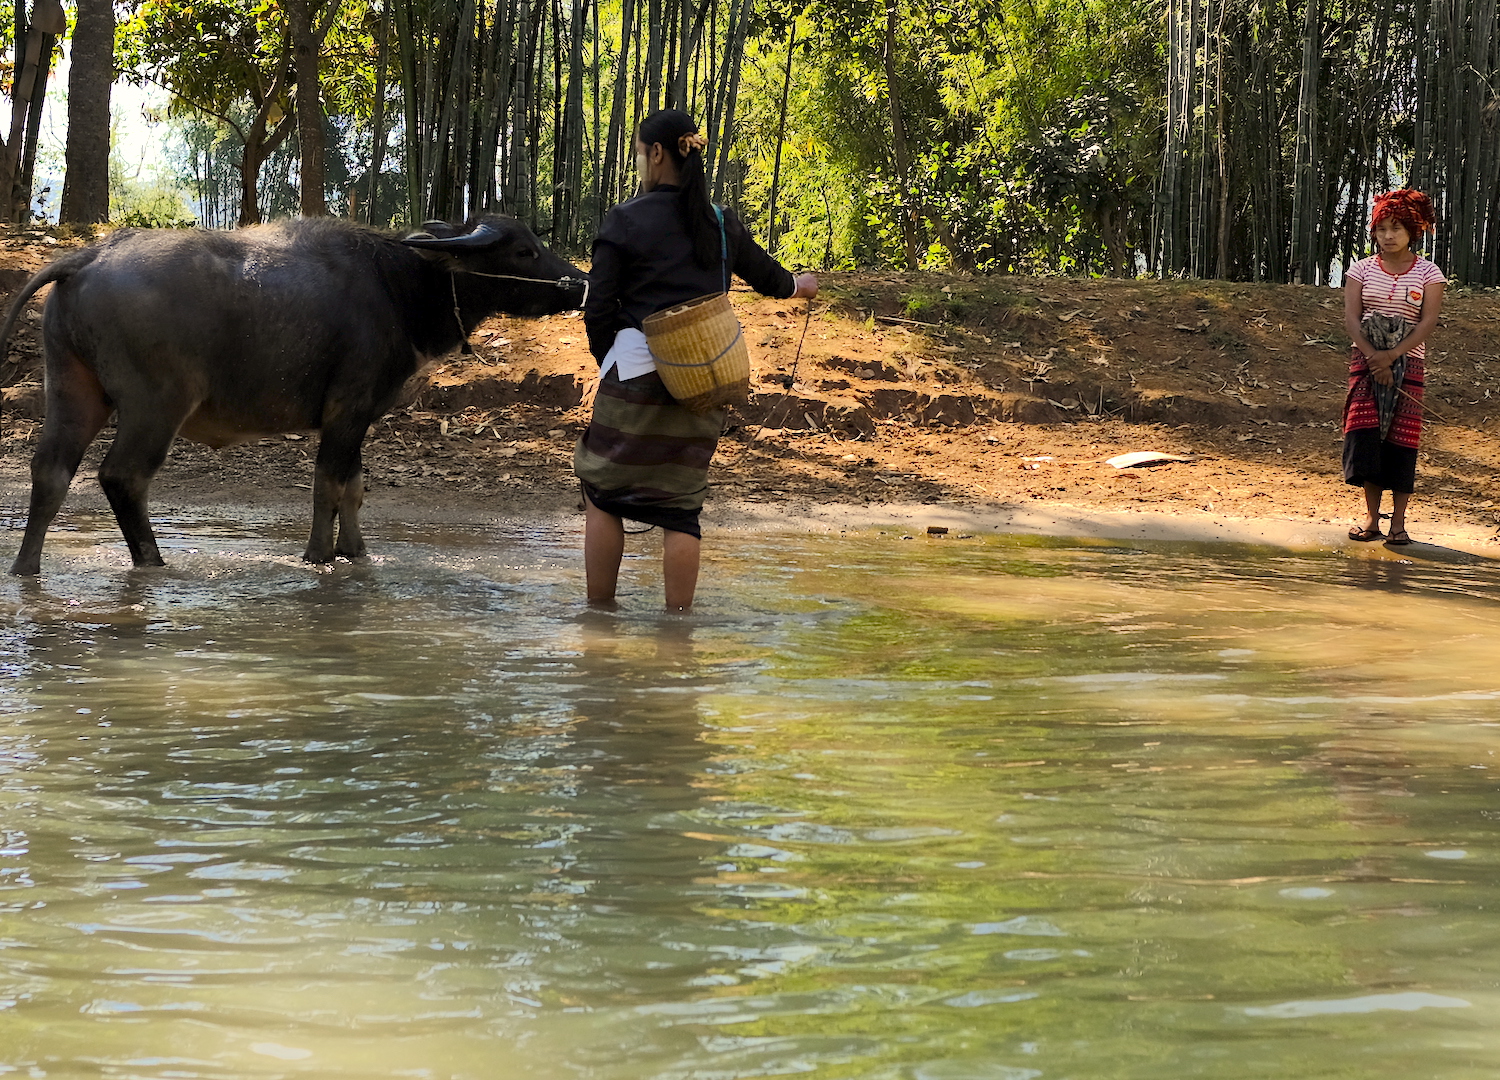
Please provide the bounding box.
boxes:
[1371,189,1437,237]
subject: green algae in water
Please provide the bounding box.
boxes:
[1,523,1499,1078]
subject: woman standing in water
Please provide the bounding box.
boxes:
[1342,189,1444,546]
[575,109,817,610]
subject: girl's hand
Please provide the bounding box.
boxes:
[792,273,819,299]
[1368,352,1397,385]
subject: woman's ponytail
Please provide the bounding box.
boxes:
[639,109,719,270]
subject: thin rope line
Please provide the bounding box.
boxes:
[450,275,466,347]
[1355,369,1461,426]
[460,269,590,309]
[747,299,815,447]
[449,271,589,352]
[1396,383,1460,425]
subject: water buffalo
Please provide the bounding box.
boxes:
[1,216,586,575]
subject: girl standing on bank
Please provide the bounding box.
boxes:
[1342,189,1444,546]
[575,109,817,610]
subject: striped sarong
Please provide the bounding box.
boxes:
[573,365,725,537]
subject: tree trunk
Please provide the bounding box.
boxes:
[559,0,588,244]
[59,0,114,224]
[479,0,519,214]
[1213,9,1230,279]
[17,28,58,221]
[234,33,298,227]
[238,109,297,226]
[765,18,797,253]
[645,0,663,114]
[394,0,422,222]
[0,6,64,224]
[238,132,265,226]
[1288,0,1319,281]
[434,0,477,219]
[287,0,328,216]
[709,0,751,203]
[882,0,918,267]
[670,0,712,108]
[705,0,750,197]
[590,0,600,226]
[1153,0,1187,274]
[600,0,634,208]
[365,0,391,224]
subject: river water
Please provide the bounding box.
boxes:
[2,514,1499,1078]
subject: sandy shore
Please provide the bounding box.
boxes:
[723,498,1500,560]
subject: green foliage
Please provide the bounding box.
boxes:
[730,0,1161,274]
[108,0,1165,266]
[90,0,1500,282]
[900,289,966,322]
[117,0,384,225]
[110,163,197,228]
[117,0,288,118]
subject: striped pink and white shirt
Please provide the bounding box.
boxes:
[1345,254,1446,359]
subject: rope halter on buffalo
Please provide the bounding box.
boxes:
[447,270,590,351]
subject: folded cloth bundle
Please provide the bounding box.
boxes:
[1361,312,1413,441]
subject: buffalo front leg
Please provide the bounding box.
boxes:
[334,461,367,559]
[97,409,184,568]
[331,436,368,558]
[10,356,112,575]
[306,428,368,563]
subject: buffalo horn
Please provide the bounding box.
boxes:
[401,220,503,251]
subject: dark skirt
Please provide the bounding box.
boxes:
[573,366,725,538]
[1343,428,1417,494]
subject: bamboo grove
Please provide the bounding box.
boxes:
[1155,0,1500,285]
[384,0,767,245]
[14,0,1500,282]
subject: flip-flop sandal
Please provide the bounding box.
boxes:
[1385,529,1413,546]
[1348,526,1384,541]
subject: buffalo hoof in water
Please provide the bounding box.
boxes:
[302,549,369,565]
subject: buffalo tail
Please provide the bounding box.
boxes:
[0,246,103,363]
[0,247,102,440]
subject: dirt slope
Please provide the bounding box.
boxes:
[3,223,1499,542]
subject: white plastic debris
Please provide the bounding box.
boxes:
[1106,451,1194,469]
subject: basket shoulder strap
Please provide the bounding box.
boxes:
[713,204,728,293]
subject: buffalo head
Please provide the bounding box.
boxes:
[402,216,587,317]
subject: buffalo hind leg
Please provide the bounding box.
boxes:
[11,354,112,576]
[97,409,184,568]
[306,427,368,563]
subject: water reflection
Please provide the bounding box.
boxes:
[1,520,1499,1077]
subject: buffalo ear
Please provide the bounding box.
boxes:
[401,220,506,252]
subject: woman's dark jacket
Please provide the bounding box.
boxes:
[584,186,797,362]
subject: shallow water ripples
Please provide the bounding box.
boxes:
[2,519,1500,1077]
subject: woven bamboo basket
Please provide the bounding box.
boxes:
[642,292,750,413]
